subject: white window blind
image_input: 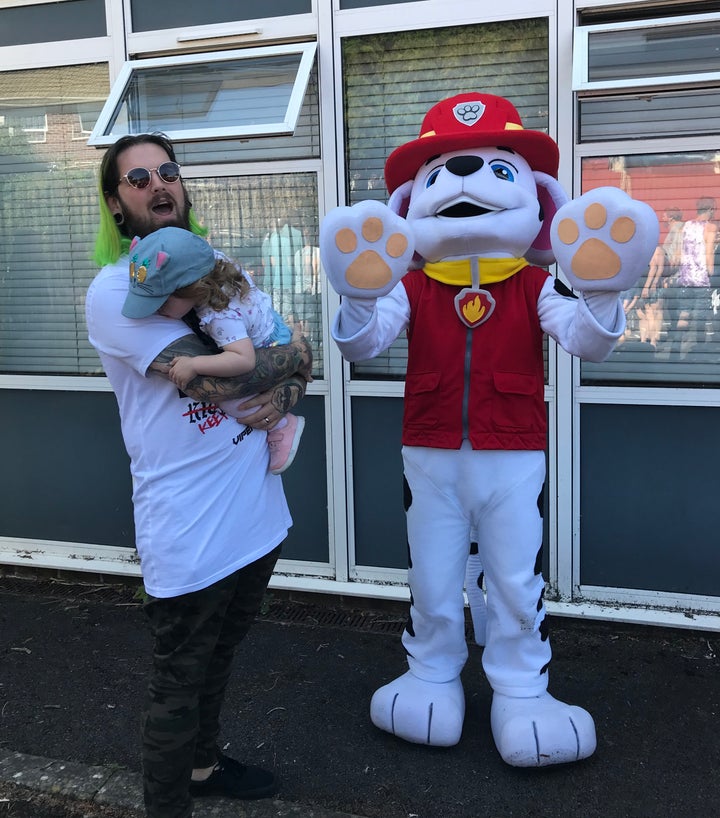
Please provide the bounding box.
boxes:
[0,64,110,375]
[341,19,549,380]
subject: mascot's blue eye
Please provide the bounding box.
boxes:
[426,168,442,187]
[491,163,515,182]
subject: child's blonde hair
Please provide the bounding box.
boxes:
[175,258,250,311]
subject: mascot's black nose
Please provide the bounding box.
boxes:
[445,155,484,177]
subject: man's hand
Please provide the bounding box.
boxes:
[236,377,307,429]
[290,329,314,384]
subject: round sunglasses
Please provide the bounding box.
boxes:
[120,161,182,189]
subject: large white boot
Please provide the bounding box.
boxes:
[490,691,596,767]
[370,671,465,747]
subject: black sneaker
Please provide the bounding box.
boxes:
[189,754,277,800]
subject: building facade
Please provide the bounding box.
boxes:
[1,0,719,630]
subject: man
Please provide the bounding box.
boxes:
[85,133,312,818]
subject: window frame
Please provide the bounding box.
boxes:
[572,12,720,92]
[88,42,317,147]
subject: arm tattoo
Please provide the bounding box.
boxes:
[148,333,307,403]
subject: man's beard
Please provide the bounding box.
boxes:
[118,195,191,239]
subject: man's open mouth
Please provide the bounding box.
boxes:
[152,199,174,216]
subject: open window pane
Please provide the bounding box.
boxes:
[580,152,720,387]
[341,18,549,381]
[89,43,316,146]
[0,64,109,375]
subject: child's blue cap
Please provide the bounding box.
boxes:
[122,227,216,318]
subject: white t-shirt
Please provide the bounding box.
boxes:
[85,256,291,598]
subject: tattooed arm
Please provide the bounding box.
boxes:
[148,332,312,422]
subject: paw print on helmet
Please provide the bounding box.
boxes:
[454,103,483,125]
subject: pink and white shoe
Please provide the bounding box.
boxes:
[268,414,305,475]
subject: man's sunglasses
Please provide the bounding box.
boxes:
[119,162,182,190]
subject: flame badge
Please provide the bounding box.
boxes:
[454,288,496,328]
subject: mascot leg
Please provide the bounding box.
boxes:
[370,447,470,747]
[479,451,596,767]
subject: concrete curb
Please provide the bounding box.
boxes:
[0,750,368,818]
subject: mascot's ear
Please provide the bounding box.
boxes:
[525,172,570,267]
[387,180,424,269]
[387,180,413,219]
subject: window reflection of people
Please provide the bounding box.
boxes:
[294,240,321,340]
[262,212,305,324]
[674,197,717,355]
[637,245,665,348]
[662,207,683,278]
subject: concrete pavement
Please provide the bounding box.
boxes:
[1,573,718,818]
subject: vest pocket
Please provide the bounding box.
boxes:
[404,371,442,429]
[491,371,541,431]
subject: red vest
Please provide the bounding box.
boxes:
[401,265,550,450]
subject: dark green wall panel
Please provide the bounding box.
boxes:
[580,403,720,595]
[0,390,328,563]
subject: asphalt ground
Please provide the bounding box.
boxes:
[0,574,718,818]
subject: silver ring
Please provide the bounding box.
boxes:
[264,417,271,424]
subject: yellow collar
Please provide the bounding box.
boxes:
[424,257,528,286]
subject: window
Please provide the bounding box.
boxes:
[0,0,105,47]
[129,0,311,32]
[188,173,324,378]
[341,18,550,379]
[89,43,317,146]
[0,63,110,375]
[575,10,720,387]
[580,152,720,386]
[573,13,720,91]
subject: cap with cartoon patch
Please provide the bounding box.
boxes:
[384,93,559,194]
[122,227,216,319]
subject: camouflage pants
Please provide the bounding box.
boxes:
[141,545,281,818]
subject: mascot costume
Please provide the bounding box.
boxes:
[320,93,658,767]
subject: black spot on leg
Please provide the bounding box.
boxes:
[469,540,479,555]
[403,476,413,511]
[534,544,544,577]
[406,594,415,638]
[539,614,549,642]
[536,482,545,519]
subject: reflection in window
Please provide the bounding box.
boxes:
[581,152,720,386]
[188,174,324,378]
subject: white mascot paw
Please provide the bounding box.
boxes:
[370,671,465,747]
[491,692,597,767]
[550,186,659,293]
[319,199,415,299]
